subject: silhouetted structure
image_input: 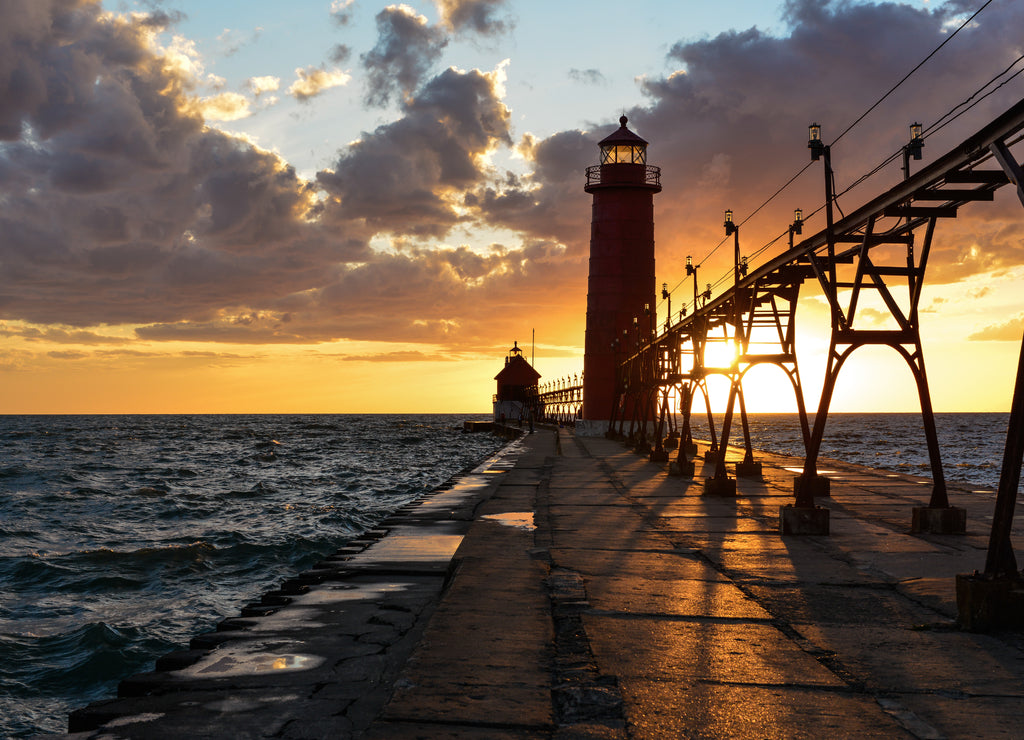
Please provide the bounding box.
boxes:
[492,341,540,423]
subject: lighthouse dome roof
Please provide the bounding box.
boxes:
[597,116,648,147]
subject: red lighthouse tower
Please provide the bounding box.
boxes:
[579,116,661,436]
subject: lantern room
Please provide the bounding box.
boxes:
[599,116,648,164]
[585,116,661,191]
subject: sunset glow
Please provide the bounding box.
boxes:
[2,0,1023,414]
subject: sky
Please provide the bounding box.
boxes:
[1,0,1024,414]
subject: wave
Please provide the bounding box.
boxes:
[0,413,505,738]
[0,621,157,696]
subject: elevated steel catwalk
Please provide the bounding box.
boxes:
[610,97,1024,547]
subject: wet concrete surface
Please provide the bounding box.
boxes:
[57,426,1024,738]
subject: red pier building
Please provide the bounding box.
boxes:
[492,341,540,423]
[578,116,661,436]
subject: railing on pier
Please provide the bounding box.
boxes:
[532,376,583,426]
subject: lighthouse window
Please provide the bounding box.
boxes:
[600,144,646,164]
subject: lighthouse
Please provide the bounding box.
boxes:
[578,116,661,436]
[492,341,541,423]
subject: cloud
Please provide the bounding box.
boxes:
[199,91,252,121]
[216,27,262,57]
[317,63,512,236]
[136,313,310,343]
[339,350,453,362]
[330,0,357,25]
[329,44,351,65]
[247,75,281,97]
[969,315,1024,341]
[434,0,512,35]
[0,323,127,344]
[568,68,606,86]
[618,0,1024,294]
[287,65,351,102]
[360,4,447,107]
[2,0,1023,358]
[465,128,593,253]
[0,1,366,329]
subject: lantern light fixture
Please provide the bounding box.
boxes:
[908,122,924,160]
[724,209,737,236]
[808,123,824,161]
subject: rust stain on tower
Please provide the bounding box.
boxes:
[579,116,661,436]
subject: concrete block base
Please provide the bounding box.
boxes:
[704,477,736,497]
[793,474,831,499]
[663,435,679,450]
[912,506,967,534]
[779,505,830,535]
[669,460,695,478]
[649,449,669,463]
[956,573,1024,631]
[735,460,762,477]
[683,441,698,455]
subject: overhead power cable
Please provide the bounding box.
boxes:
[831,0,997,148]
[661,0,1003,315]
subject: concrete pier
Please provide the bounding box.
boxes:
[64,427,1024,738]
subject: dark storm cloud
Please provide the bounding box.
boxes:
[632,0,1024,289]
[434,0,512,36]
[0,1,528,346]
[360,4,447,107]
[466,129,593,252]
[4,0,1024,353]
[0,0,365,328]
[317,65,512,236]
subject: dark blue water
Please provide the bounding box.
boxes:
[0,414,505,738]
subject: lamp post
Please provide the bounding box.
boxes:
[789,208,803,249]
[902,122,924,181]
[724,210,742,288]
[808,123,838,322]
[662,282,671,331]
[686,255,698,312]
